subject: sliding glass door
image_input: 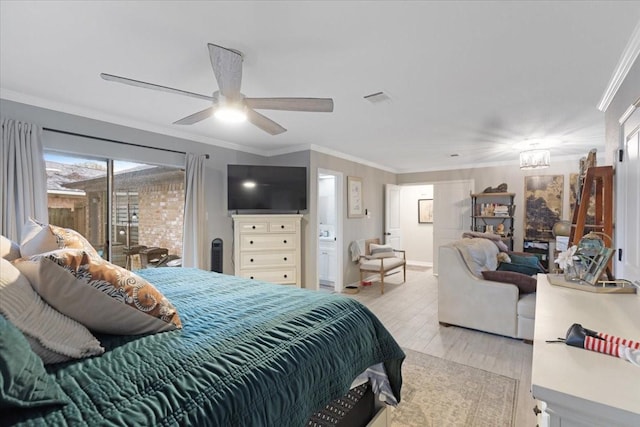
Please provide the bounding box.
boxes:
[44,153,185,269]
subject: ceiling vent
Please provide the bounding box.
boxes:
[364,91,391,103]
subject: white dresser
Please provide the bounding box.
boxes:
[531,275,640,427]
[232,214,302,287]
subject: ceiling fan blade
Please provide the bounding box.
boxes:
[208,43,243,98]
[173,106,216,125]
[100,73,213,102]
[245,97,334,112]
[246,109,286,135]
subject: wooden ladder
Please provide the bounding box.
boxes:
[569,165,614,245]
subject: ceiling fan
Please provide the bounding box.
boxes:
[101,43,334,135]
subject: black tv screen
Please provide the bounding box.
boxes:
[227,164,307,212]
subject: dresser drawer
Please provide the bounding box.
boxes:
[240,234,296,250]
[239,251,296,268]
[239,268,297,284]
[237,222,268,233]
[268,220,297,232]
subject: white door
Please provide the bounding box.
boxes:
[384,184,402,248]
[616,105,640,283]
[432,180,474,275]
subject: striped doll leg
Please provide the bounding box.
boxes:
[585,332,640,367]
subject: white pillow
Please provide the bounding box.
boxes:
[15,249,182,335]
[369,243,395,259]
[0,258,104,364]
[1,235,21,261]
[20,218,100,259]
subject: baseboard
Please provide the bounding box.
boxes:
[407,261,433,267]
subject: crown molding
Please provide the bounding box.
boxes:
[308,144,397,173]
[0,89,268,157]
[597,21,640,112]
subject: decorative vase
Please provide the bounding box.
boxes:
[564,262,585,282]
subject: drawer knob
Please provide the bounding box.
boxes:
[283,240,287,244]
[250,240,254,244]
[281,225,284,229]
[252,225,256,229]
[250,258,254,262]
[283,257,287,261]
[284,274,288,278]
[250,276,254,279]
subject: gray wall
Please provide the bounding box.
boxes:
[310,151,397,287]
[1,99,263,275]
[2,98,399,288]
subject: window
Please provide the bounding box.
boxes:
[44,153,185,269]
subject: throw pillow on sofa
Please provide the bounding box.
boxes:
[481,270,537,294]
[497,262,540,276]
[509,253,545,272]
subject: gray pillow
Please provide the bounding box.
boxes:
[0,258,104,364]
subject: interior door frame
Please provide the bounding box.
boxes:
[384,184,402,248]
[616,101,640,282]
[432,179,474,276]
[317,168,344,292]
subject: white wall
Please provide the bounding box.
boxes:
[397,158,584,252]
[400,184,434,265]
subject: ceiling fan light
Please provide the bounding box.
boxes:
[214,107,247,123]
[520,149,550,170]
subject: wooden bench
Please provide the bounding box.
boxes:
[358,238,406,294]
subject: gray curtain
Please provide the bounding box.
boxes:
[182,153,207,269]
[0,118,48,241]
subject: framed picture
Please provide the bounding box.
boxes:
[524,175,563,239]
[418,199,433,223]
[347,176,364,218]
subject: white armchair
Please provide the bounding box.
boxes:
[358,238,406,294]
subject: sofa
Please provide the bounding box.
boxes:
[438,237,537,341]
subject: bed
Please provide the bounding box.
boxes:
[2,267,404,426]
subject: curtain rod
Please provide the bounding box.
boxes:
[43,127,210,159]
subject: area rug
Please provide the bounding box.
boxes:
[391,349,517,427]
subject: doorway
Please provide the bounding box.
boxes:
[317,169,344,292]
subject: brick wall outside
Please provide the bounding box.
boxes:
[138,181,184,257]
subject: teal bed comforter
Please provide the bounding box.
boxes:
[4,268,404,426]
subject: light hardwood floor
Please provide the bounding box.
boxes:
[346,267,537,426]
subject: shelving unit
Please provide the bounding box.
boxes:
[470,192,515,250]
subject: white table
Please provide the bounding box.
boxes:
[531,274,640,427]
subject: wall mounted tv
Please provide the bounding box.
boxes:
[227,164,308,213]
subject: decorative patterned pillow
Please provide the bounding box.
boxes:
[0,315,68,409]
[20,218,100,260]
[0,258,104,364]
[1,235,21,261]
[15,249,182,335]
[369,243,395,259]
[482,270,537,294]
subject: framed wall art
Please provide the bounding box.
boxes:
[347,176,364,218]
[418,199,433,223]
[524,175,563,240]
